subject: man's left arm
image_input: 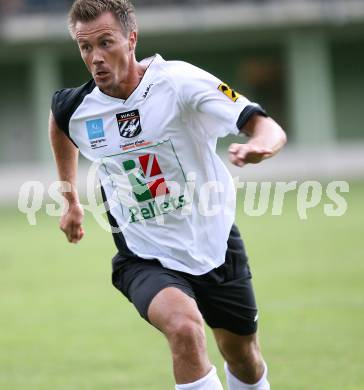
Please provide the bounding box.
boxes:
[228,114,287,167]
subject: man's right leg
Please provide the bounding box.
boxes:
[148,287,223,389]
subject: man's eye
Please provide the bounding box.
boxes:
[102,40,110,48]
[81,45,91,52]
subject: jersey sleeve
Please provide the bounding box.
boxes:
[51,88,74,140]
[51,79,96,147]
[169,61,267,138]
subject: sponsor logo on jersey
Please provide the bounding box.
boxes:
[218,82,242,102]
[120,139,152,151]
[86,119,104,139]
[104,140,189,223]
[121,151,187,223]
[142,83,154,99]
[123,153,169,203]
[128,195,186,223]
[86,119,108,149]
[116,109,142,138]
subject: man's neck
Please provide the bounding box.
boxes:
[102,59,147,100]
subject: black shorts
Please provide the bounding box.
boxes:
[111,224,258,336]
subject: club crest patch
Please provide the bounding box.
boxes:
[218,82,242,102]
[117,109,142,138]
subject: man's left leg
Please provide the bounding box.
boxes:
[213,329,270,390]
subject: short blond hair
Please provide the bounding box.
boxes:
[68,0,137,38]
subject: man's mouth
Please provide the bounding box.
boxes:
[95,71,109,78]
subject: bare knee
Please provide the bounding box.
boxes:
[165,313,206,355]
[147,287,207,357]
[147,288,210,383]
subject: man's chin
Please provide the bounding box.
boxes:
[94,79,111,93]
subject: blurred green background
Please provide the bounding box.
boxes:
[1,0,364,163]
[1,182,363,389]
[0,1,363,389]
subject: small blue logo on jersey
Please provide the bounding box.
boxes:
[86,119,104,140]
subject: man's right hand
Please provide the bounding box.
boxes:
[59,203,85,244]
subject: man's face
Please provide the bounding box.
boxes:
[75,12,136,96]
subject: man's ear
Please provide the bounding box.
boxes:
[129,31,137,51]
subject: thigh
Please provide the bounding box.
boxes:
[111,253,195,323]
[187,225,258,335]
[147,286,203,334]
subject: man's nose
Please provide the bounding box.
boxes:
[92,48,104,65]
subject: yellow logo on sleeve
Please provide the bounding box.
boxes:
[218,83,242,102]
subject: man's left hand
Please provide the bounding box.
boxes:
[228,143,273,167]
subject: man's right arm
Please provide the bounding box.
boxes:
[49,111,84,244]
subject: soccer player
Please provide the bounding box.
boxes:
[50,1,286,389]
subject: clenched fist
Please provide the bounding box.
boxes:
[59,203,85,244]
[228,143,273,167]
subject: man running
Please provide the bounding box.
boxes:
[50,1,287,389]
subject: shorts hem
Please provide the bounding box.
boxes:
[208,321,258,336]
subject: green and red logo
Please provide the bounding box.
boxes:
[122,154,169,203]
[105,139,189,223]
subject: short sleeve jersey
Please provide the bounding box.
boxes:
[52,54,266,275]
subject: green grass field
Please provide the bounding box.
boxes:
[1,181,363,389]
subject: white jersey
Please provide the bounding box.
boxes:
[52,54,266,275]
